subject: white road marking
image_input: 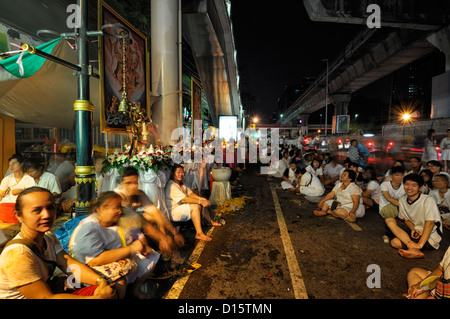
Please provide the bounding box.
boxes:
[164,225,216,299]
[271,189,309,299]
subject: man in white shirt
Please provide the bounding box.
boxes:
[323,156,344,186]
[379,166,406,219]
[385,173,442,259]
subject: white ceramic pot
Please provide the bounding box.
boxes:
[212,167,232,181]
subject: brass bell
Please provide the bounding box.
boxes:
[118,98,129,113]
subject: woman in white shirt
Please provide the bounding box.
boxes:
[296,168,325,197]
[23,156,62,198]
[361,167,381,209]
[165,165,222,242]
[306,158,324,185]
[422,129,438,163]
[314,170,361,222]
[0,155,35,223]
[281,161,299,191]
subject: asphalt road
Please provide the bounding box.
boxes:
[151,164,449,301]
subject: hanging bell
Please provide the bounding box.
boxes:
[118,98,129,113]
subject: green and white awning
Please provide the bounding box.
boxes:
[0,37,99,129]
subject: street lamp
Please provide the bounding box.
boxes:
[402,113,411,122]
[253,117,259,124]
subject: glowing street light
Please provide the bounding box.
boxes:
[253,117,259,124]
[402,113,411,122]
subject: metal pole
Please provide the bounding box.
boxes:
[323,59,329,136]
[73,0,95,217]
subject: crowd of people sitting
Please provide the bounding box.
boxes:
[265,136,450,298]
[0,130,449,299]
[0,152,223,299]
[270,140,450,241]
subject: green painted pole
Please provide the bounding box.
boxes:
[73,0,95,217]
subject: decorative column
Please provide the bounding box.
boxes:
[73,0,95,216]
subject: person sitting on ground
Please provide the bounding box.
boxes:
[361,166,381,210]
[313,170,361,222]
[260,151,288,180]
[23,156,62,198]
[420,169,434,194]
[0,187,115,299]
[405,245,450,299]
[165,164,222,242]
[281,161,300,191]
[115,167,185,256]
[384,173,442,259]
[306,157,324,185]
[94,156,105,195]
[339,158,352,177]
[427,160,450,183]
[302,153,313,168]
[379,166,406,220]
[53,153,75,193]
[429,174,450,230]
[295,167,325,198]
[347,161,364,186]
[406,157,423,175]
[69,191,159,299]
[384,160,405,182]
[323,155,344,187]
[0,154,36,223]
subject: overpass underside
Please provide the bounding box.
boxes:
[281,0,450,125]
[282,27,436,124]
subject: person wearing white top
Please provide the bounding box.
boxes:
[266,153,288,179]
[314,169,361,222]
[296,168,325,197]
[165,165,222,242]
[422,129,438,162]
[281,162,299,191]
[429,174,450,229]
[305,158,324,185]
[379,166,406,219]
[0,155,35,205]
[427,160,450,183]
[440,129,450,173]
[360,167,380,208]
[385,173,442,259]
[323,156,344,186]
[23,157,62,198]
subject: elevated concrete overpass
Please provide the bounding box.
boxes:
[280,0,450,128]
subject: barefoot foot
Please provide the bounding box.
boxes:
[313,210,327,217]
[195,233,212,241]
[211,221,223,227]
[398,248,424,259]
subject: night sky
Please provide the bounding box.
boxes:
[229,1,364,122]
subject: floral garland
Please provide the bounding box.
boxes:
[102,148,173,174]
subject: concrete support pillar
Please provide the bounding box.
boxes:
[151,0,180,145]
[428,26,450,118]
[427,26,450,72]
[332,94,351,116]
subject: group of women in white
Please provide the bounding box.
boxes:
[274,132,450,225]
